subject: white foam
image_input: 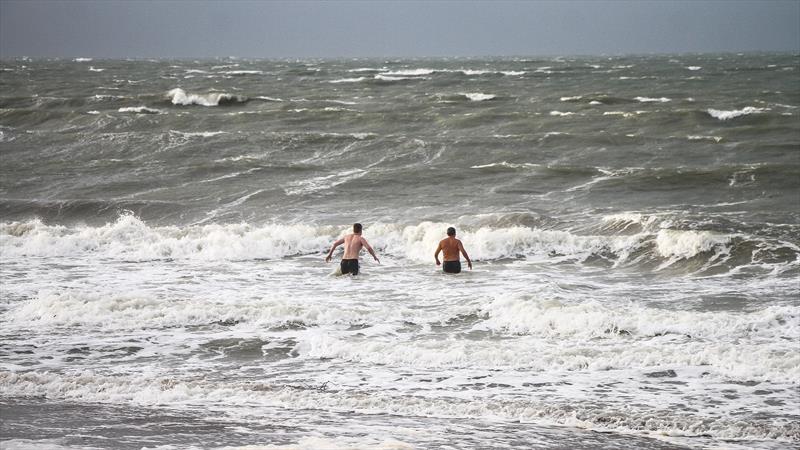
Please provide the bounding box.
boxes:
[461,93,495,102]
[654,229,731,260]
[635,96,671,103]
[2,365,797,440]
[549,111,575,116]
[316,131,374,140]
[383,69,435,76]
[686,66,702,71]
[118,106,163,114]
[88,66,105,72]
[27,288,800,371]
[0,216,743,266]
[470,162,540,170]
[707,107,768,121]
[222,437,415,450]
[687,135,723,143]
[73,58,92,62]
[0,216,330,261]
[92,94,124,100]
[366,222,629,264]
[167,88,246,106]
[374,74,417,81]
[477,296,798,345]
[221,70,263,75]
[348,67,387,73]
[603,111,645,118]
[6,289,371,330]
[1,439,82,450]
[560,96,582,102]
[459,69,491,75]
[328,77,366,83]
[169,130,227,138]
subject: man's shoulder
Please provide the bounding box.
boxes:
[350,234,367,243]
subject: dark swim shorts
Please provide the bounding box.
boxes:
[341,258,360,275]
[443,261,461,274]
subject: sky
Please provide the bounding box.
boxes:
[1,0,798,58]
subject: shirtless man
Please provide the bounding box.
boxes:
[434,227,472,274]
[325,223,379,275]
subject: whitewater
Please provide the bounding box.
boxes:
[1,54,799,449]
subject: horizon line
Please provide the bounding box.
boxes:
[2,50,799,61]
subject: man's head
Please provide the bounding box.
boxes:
[447,227,456,236]
[353,223,363,234]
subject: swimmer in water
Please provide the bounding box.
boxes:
[434,227,472,273]
[325,223,379,275]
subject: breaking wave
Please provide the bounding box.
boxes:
[707,106,769,121]
[167,88,248,106]
[1,215,796,275]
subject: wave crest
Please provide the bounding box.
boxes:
[1,216,796,274]
[167,88,248,106]
[707,106,768,121]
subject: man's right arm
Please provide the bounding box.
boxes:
[434,241,443,265]
[325,238,344,262]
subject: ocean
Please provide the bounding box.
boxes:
[0,54,798,449]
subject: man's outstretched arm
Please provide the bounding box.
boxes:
[362,238,380,263]
[325,238,344,262]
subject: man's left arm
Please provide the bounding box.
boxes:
[362,238,380,263]
[459,241,472,270]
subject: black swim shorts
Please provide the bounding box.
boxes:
[341,258,360,275]
[443,261,461,274]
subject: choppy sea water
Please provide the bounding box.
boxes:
[1,54,798,449]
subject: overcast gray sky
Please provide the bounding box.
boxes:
[1,0,798,58]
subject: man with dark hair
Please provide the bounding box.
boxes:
[434,227,472,274]
[325,223,379,275]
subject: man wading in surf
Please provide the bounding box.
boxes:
[435,227,473,273]
[325,223,379,275]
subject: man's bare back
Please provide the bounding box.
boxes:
[325,223,379,275]
[340,233,369,259]
[434,227,472,273]
[437,237,463,261]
